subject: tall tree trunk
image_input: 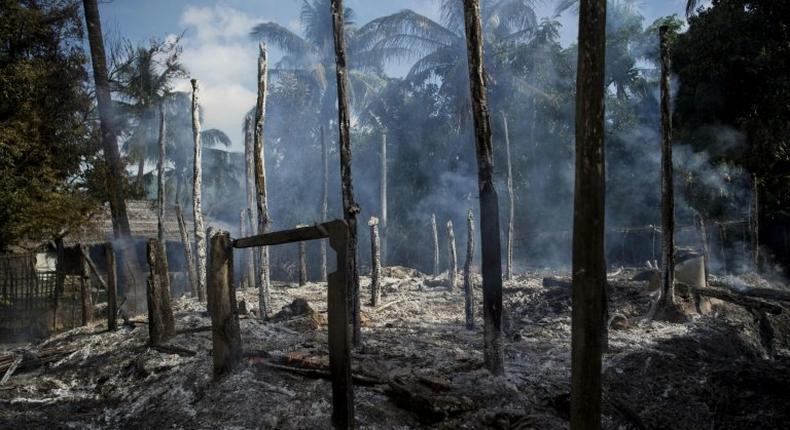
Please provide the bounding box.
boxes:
[176,203,199,298]
[447,221,457,289]
[502,112,515,281]
[369,217,381,306]
[694,212,710,283]
[253,43,272,317]
[81,0,130,237]
[190,79,207,302]
[570,1,607,428]
[464,209,475,330]
[432,214,439,276]
[331,0,362,347]
[244,115,257,290]
[655,26,682,322]
[462,0,504,376]
[380,132,388,266]
[751,175,760,269]
[320,125,329,282]
[136,158,146,195]
[156,103,170,294]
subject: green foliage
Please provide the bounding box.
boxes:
[0,0,98,250]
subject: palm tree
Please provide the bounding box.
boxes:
[355,0,539,127]
[111,38,187,192]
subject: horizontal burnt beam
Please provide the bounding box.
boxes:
[232,220,341,249]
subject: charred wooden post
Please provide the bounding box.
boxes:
[462,0,504,375]
[719,224,728,274]
[208,231,242,378]
[369,217,381,306]
[464,209,475,330]
[571,0,607,427]
[325,220,355,429]
[331,0,362,348]
[447,221,458,290]
[191,79,207,302]
[502,111,515,281]
[254,43,272,317]
[320,125,329,282]
[146,239,175,345]
[156,103,171,295]
[105,243,118,331]
[176,203,199,297]
[431,214,439,276]
[750,175,760,268]
[655,26,683,322]
[244,115,257,289]
[380,132,388,265]
[53,237,65,329]
[239,210,247,289]
[79,244,92,326]
[694,213,710,283]
[298,225,308,286]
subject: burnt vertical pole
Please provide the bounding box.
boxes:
[326,220,354,429]
[320,125,329,282]
[431,214,439,276]
[244,115,257,289]
[191,79,207,303]
[208,231,242,378]
[502,112,515,281]
[464,209,475,330]
[571,0,607,428]
[146,239,175,345]
[176,203,199,297]
[156,103,171,295]
[79,244,92,326]
[380,133,388,265]
[105,243,118,331]
[447,221,458,290]
[331,0,361,347]
[462,0,505,375]
[369,217,381,306]
[750,174,760,269]
[254,43,272,317]
[298,227,308,286]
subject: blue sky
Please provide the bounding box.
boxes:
[98,0,690,149]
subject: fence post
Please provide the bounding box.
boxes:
[79,244,92,326]
[105,243,118,331]
[146,239,175,345]
[208,230,241,378]
[325,220,354,429]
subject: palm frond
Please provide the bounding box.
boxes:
[201,129,231,148]
[250,22,314,57]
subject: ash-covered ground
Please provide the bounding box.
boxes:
[1,268,789,429]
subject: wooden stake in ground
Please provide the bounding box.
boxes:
[79,244,92,326]
[694,212,710,283]
[431,214,439,276]
[380,132,388,265]
[570,0,607,427]
[320,125,329,282]
[447,221,457,289]
[750,174,760,268]
[176,203,199,297]
[464,209,475,330]
[369,217,381,306]
[207,231,242,378]
[146,239,176,346]
[331,0,362,347]
[502,112,515,281]
[105,243,118,331]
[253,43,272,317]
[156,103,171,295]
[298,225,308,286]
[654,26,684,322]
[244,115,257,289]
[462,0,505,376]
[190,79,207,302]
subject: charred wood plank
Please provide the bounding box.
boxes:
[207,231,242,378]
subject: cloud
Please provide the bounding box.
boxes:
[174,5,262,150]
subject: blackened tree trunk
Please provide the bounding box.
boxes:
[380,132,388,265]
[750,175,760,268]
[432,214,439,276]
[502,112,514,281]
[464,209,475,330]
[320,125,329,282]
[462,0,504,376]
[105,243,117,331]
[570,1,607,427]
[655,26,683,322]
[81,0,130,237]
[331,0,362,347]
[156,103,170,294]
[176,203,199,298]
[447,220,458,289]
[254,43,272,317]
[146,239,175,345]
[369,217,381,306]
[244,115,257,289]
[79,244,92,326]
[298,225,308,286]
[694,212,710,283]
[191,79,207,302]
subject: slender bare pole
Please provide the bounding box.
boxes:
[431,214,439,276]
[750,174,760,268]
[570,0,607,427]
[320,125,329,282]
[105,243,117,331]
[190,79,207,302]
[369,217,381,306]
[253,43,271,317]
[176,203,199,297]
[502,112,515,281]
[380,132,388,265]
[157,103,170,294]
[464,209,475,329]
[447,221,458,289]
[463,0,504,375]
[244,115,257,289]
[331,0,362,347]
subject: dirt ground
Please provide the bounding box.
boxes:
[1,267,789,429]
